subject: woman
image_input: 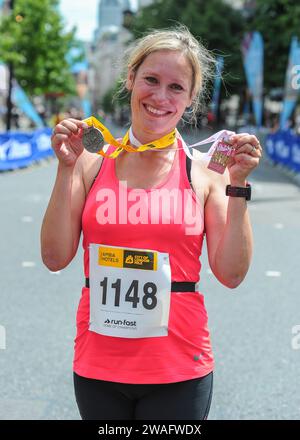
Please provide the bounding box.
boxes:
[41,26,262,420]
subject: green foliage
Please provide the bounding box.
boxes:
[102,87,115,114]
[131,0,247,96]
[0,0,79,96]
[132,0,300,98]
[249,0,300,93]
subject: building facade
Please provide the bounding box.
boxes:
[89,0,135,110]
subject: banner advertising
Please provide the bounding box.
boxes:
[265,130,300,173]
[0,128,53,171]
[241,32,264,127]
[280,37,300,130]
[211,56,224,119]
[12,82,45,128]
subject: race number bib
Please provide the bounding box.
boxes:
[89,244,171,338]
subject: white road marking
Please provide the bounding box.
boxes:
[0,325,6,350]
[274,223,284,229]
[22,261,36,268]
[265,271,281,277]
[21,216,33,223]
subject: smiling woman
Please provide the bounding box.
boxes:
[126,50,194,143]
[41,24,262,421]
[122,27,215,127]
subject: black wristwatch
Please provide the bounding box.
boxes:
[226,183,251,201]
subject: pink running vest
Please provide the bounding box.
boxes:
[73,139,214,383]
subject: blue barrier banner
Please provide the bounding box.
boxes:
[265,130,300,173]
[0,128,54,171]
[291,137,300,173]
[265,133,277,161]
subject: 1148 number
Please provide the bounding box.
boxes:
[99,277,157,310]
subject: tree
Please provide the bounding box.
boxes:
[248,0,300,94]
[131,0,247,99]
[0,0,79,97]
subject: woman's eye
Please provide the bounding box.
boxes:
[170,83,183,91]
[145,76,158,84]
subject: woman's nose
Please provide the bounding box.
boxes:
[152,86,169,103]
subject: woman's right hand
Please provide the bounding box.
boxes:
[51,118,89,168]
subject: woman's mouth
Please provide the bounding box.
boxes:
[143,104,171,117]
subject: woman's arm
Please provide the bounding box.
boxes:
[204,172,253,288]
[40,118,89,271]
[193,133,262,289]
[40,160,86,271]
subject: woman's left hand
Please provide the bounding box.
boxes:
[227,133,263,184]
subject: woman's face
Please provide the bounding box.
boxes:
[127,50,194,143]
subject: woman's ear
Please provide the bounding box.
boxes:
[185,98,193,111]
[187,90,196,108]
[126,69,135,91]
[187,98,193,109]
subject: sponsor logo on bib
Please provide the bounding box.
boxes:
[104,317,137,331]
[98,246,157,271]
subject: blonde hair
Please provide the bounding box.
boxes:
[120,25,216,124]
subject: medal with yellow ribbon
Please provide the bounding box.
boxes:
[82,116,176,158]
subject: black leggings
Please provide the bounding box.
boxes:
[73,371,213,420]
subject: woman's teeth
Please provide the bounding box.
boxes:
[145,105,168,116]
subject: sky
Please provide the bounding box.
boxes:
[59,0,138,42]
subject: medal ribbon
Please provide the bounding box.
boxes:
[177,129,236,161]
[83,116,176,158]
[83,116,236,170]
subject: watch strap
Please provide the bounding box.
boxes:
[226,183,251,201]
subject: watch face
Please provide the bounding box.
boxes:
[82,126,104,153]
